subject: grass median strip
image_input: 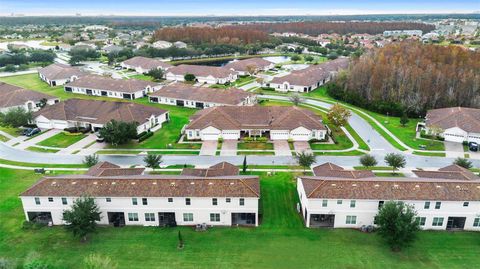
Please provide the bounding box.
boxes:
[26,146,60,153]
[412,151,446,157]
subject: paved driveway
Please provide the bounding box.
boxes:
[220,140,238,156]
[444,141,465,158]
[293,141,312,154]
[199,140,218,156]
[15,129,61,150]
[273,140,292,156]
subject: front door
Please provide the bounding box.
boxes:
[86,89,93,95]
[446,217,466,230]
[176,100,185,107]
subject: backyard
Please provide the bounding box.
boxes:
[1,168,480,268]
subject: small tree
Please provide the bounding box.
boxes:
[99,120,138,146]
[359,154,377,168]
[400,113,409,127]
[289,93,304,106]
[375,201,420,251]
[0,107,32,127]
[178,230,184,249]
[83,154,99,167]
[295,151,316,173]
[146,67,164,81]
[242,156,247,173]
[454,157,473,169]
[184,73,196,82]
[62,196,101,242]
[290,54,301,62]
[144,154,163,170]
[305,55,314,62]
[84,254,117,269]
[245,64,257,75]
[384,153,406,173]
[38,98,48,109]
[327,104,351,128]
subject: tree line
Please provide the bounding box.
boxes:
[330,42,480,116]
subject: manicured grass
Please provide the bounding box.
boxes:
[0,134,8,142]
[0,158,87,168]
[237,151,275,155]
[147,151,200,155]
[2,169,480,268]
[37,132,86,148]
[412,151,446,157]
[25,146,60,153]
[238,142,274,150]
[169,53,285,65]
[374,172,406,177]
[233,75,255,87]
[129,74,155,81]
[0,125,20,137]
[313,150,365,156]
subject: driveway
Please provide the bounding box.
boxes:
[199,140,218,156]
[273,140,292,156]
[293,141,312,154]
[444,141,465,158]
[220,140,238,156]
[15,129,61,150]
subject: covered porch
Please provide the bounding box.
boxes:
[309,214,335,228]
[240,129,270,140]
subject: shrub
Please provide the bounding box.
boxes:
[23,260,52,269]
[138,131,153,142]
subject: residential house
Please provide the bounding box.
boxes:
[268,58,349,92]
[152,40,173,49]
[149,83,256,109]
[181,162,239,177]
[64,75,160,100]
[312,162,375,178]
[165,65,237,84]
[224,58,274,76]
[184,106,327,141]
[174,41,187,49]
[412,164,479,181]
[38,63,87,86]
[33,99,168,134]
[423,107,480,143]
[102,45,123,54]
[298,165,480,231]
[383,30,423,37]
[121,56,172,74]
[0,82,59,113]
[20,171,260,227]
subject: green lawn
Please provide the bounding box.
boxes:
[238,142,274,150]
[37,132,86,148]
[129,74,156,82]
[237,151,275,155]
[0,134,9,142]
[374,172,406,177]
[0,125,20,137]
[26,146,60,153]
[412,151,446,157]
[313,150,365,156]
[2,169,480,268]
[233,75,255,87]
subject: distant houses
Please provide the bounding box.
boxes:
[0,82,59,113]
[184,106,327,141]
[38,63,86,86]
[64,75,160,100]
[149,83,256,108]
[423,107,480,144]
[225,58,274,76]
[165,64,237,84]
[121,56,172,74]
[33,99,168,134]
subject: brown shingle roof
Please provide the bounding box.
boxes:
[38,63,86,81]
[186,106,326,131]
[20,175,260,198]
[122,56,172,70]
[0,82,56,109]
[33,99,167,125]
[66,75,158,93]
[426,107,480,133]
[225,58,272,72]
[413,164,479,181]
[181,162,239,177]
[301,176,480,201]
[150,83,254,105]
[167,64,235,78]
[312,162,375,178]
[86,161,145,177]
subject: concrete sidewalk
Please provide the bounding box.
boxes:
[15,129,61,150]
[57,134,98,154]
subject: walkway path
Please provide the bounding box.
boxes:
[15,129,61,150]
[57,134,98,154]
[220,140,237,156]
[199,140,218,156]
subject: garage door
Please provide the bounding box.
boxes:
[202,133,220,141]
[271,131,289,140]
[444,133,465,143]
[52,121,68,129]
[293,134,310,141]
[222,131,239,140]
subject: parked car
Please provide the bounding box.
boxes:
[22,128,33,136]
[25,128,41,137]
[469,142,478,152]
[95,132,105,143]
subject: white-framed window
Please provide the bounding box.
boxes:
[106,198,111,202]
[142,198,148,205]
[337,200,342,205]
[34,197,40,205]
[128,213,139,221]
[415,217,426,226]
[424,201,430,209]
[183,213,193,222]
[210,213,220,222]
[435,202,441,209]
[322,200,328,207]
[132,198,137,205]
[48,197,54,202]
[185,198,191,205]
[473,218,480,227]
[239,198,245,206]
[463,202,469,207]
[61,197,68,205]
[226,198,231,203]
[432,217,444,226]
[168,198,173,203]
[346,215,357,224]
[350,200,356,208]
[212,198,218,205]
[145,213,155,222]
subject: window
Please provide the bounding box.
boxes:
[239,198,245,206]
[378,201,384,209]
[61,197,67,205]
[415,217,426,226]
[350,200,356,208]
[424,201,430,209]
[34,197,40,205]
[346,216,357,224]
[463,202,469,207]
[168,198,173,203]
[185,198,191,205]
[226,198,231,203]
[48,197,54,202]
[337,200,342,205]
[432,217,444,226]
[435,202,441,209]
[212,198,218,205]
[322,200,328,207]
[210,213,220,222]
[142,198,148,205]
[473,218,480,227]
[145,213,155,222]
[128,213,139,221]
[132,198,138,205]
[183,213,193,222]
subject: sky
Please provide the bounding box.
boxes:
[0,0,479,16]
